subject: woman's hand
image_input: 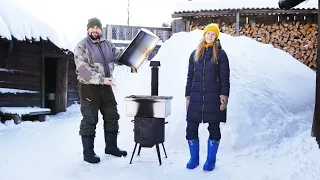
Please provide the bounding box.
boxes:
[220,95,228,111]
[186,96,190,111]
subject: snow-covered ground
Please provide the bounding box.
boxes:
[0,30,319,180]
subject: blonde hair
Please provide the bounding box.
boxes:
[194,38,219,63]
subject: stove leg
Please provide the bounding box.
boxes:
[161,143,167,158]
[129,143,138,164]
[156,144,162,166]
[137,144,142,156]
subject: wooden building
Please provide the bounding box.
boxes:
[0,37,74,123]
[278,0,320,148]
[67,56,80,107]
[171,0,318,71]
[0,2,79,123]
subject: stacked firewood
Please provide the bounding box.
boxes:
[190,21,318,71]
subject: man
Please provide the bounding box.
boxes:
[74,17,127,164]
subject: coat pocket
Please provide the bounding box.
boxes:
[79,84,100,106]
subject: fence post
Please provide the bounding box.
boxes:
[105,24,112,41]
[172,19,186,34]
[236,10,240,36]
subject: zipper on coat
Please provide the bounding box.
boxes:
[202,51,206,121]
[216,60,219,82]
[96,44,110,77]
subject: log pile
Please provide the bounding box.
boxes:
[190,22,318,71]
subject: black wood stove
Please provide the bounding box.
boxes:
[124,61,173,165]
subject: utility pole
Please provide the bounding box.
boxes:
[127,0,130,26]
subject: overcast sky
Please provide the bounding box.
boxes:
[9,0,188,28]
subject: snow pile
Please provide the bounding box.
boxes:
[0,88,38,94]
[114,30,316,150]
[0,107,50,115]
[0,0,77,50]
[0,13,11,40]
[173,0,318,12]
[0,1,59,44]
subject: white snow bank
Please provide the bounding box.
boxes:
[0,0,71,50]
[0,14,11,40]
[0,88,38,94]
[114,29,316,150]
[0,68,10,72]
[0,107,50,116]
[173,0,318,12]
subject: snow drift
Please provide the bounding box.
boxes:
[114,30,316,149]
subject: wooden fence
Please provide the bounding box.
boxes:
[103,24,172,60]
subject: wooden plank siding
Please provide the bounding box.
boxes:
[0,40,42,107]
[0,38,72,113]
[0,40,42,90]
[67,57,79,106]
[0,92,41,107]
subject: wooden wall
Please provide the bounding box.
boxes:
[0,40,42,107]
[0,39,7,67]
[0,39,70,113]
[67,57,79,107]
[0,41,42,91]
[188,13,318,71]
[312,6,320,148]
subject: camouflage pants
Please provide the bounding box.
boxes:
[78,84,120,136]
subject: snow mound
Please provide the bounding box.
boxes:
[114,30,316,149]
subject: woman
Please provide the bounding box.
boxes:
[185,23,230,171]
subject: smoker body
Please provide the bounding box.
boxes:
[126,60,173,166]
[133,117,165,148]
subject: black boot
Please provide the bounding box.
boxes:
[104,131,127,157]
[81,136,100,163]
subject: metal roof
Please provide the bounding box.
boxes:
[172,0,318,15]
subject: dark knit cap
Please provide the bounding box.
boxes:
[87,17,102,30]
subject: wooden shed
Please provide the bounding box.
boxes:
[278,0,320,148]
[0,2,76,123]
[67,56,80,108]
[171,0,318,70]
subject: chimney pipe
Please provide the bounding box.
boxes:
[150,61,161,96]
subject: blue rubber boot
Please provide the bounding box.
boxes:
[186,138,199,169]
[203,139,219,171]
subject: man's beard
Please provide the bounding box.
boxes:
[89,33,101,40]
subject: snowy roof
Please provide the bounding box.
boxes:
[0,0,70,50]
[173,0,318,15]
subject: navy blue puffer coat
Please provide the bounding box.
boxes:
[185,45,230,123]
